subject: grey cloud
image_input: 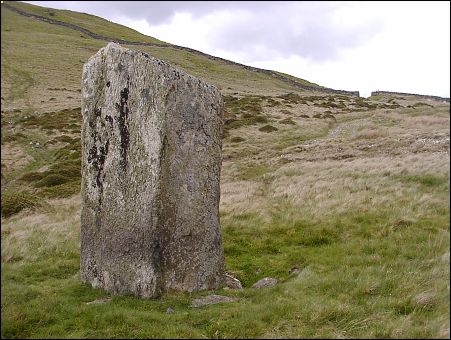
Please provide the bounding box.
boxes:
[28,1,382,62]
[205,2,382,62]
[29,1,266,24]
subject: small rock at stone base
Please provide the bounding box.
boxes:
[225,273,243,289]
[166,307,175,314]
[289,267,301,275]
[252,277,278,289]
[191,294,237,308]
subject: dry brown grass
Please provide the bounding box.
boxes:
[1,144,33,172]
[1,92,449,340]
[220,100,450,222]
[1,195,80,263]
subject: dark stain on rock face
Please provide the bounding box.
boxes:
[116,84,130,170]
[94,107,102,118]
[105,114,113,126]
[106,81,111,88]
[87,260,98,279]
[97,140,109,188]
[87,135,98,180]
[87,106,110,229]
[88,108,109,189]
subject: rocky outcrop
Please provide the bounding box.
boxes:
[225,273,243,289]
[251,277,278,289]
[80,42,225,298]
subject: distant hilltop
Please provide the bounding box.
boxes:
[371,91,450,103]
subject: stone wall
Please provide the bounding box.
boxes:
[371,91,450,103]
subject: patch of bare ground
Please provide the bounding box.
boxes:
[1,143,33,172]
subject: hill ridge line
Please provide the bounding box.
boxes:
[3,2,361,97]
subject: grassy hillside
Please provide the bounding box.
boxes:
[1,1,450,339]
[9,1,169,44]
[1,1,323,114]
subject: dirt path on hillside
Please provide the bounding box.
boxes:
[302,116,372,147]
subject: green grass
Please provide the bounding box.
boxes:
[1,7,105,112]
[221,95,275,138]
[1,132,27,144]
[237,163,275,181]
[2,63,35,101]
[398,174,449,188]
[20,108,82,131]
[1,105,82,212]
[2,3,323,114]
[19,155,81,198]
[134,45,307,95]
[1,189,449,338]
[2,119,449,338]
[224,95,265,115]
[10,1,168,45]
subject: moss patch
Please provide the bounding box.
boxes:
[222,95,272,136]
[230,136,246,143]
[1,190,42,217]
[277,92,301,104]
[20,108,81,132]
[279,118,296,125]
[259,125,278,133]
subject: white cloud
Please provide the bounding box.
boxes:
[234,1,451,97]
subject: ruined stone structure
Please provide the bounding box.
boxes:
[80,42,225,298]
[371,91,450,103]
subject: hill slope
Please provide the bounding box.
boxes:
[2,1,352,114]
[1,1,450,339]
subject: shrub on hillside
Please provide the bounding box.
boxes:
[1,191,41,218]
[259,125,278,133]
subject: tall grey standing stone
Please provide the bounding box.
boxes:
[80,42,225,298]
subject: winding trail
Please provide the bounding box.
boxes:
[3,2,360,97]
[299,115,373,149]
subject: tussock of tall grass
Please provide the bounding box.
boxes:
[1,190,43,218]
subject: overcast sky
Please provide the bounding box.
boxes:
[27,1,450,97]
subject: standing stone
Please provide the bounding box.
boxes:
[80,42,225,299]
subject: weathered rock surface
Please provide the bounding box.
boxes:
[289,267,301,276]
[225,273,243,289]
[80,42,225,299]
[251,277,278,289]
[191,294,237,308]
